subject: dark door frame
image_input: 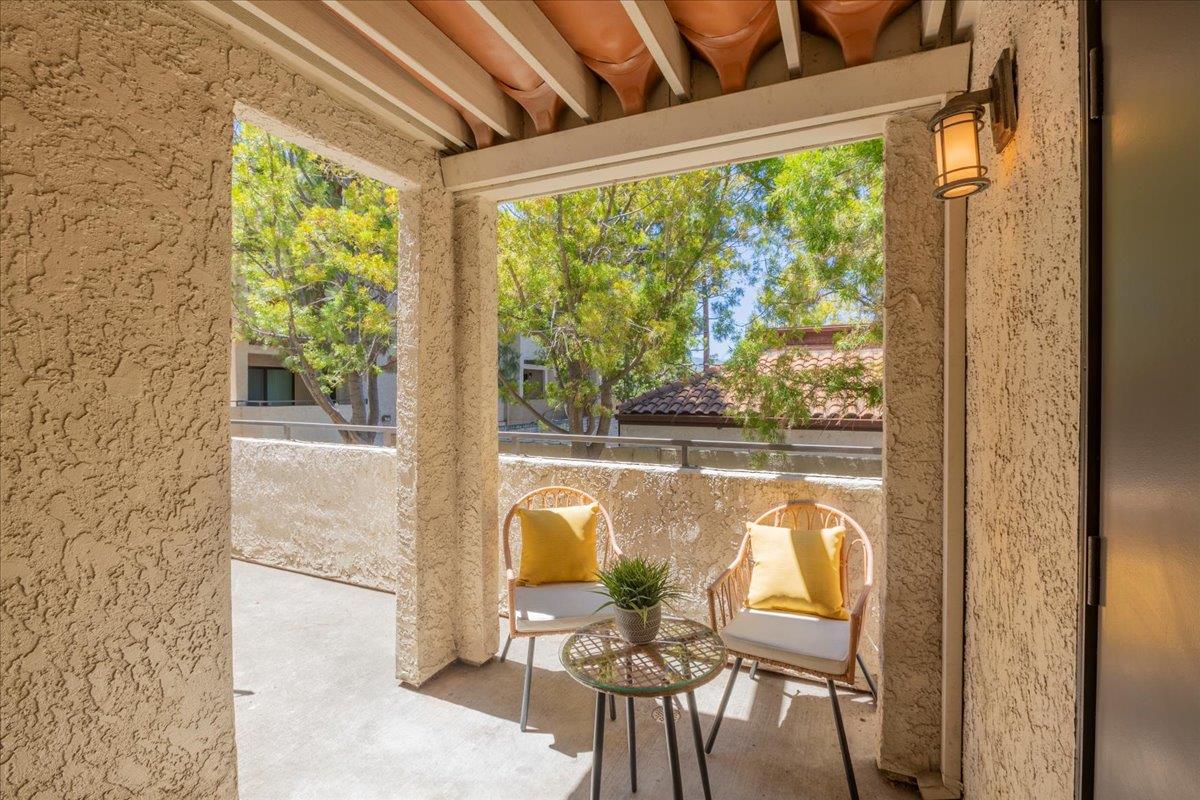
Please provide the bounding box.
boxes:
[1075,1,1101,799]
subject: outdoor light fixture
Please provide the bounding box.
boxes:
[930,48,1018,200]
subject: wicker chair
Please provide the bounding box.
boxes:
[704,499,875,800]
[500,486,623,731]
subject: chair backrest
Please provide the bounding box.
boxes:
[502,486,619,575]
[750,499,874,614]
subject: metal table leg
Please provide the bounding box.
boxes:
[662,697,683,800]
[685,691,713,800]
[626,696,637,793]
[591,692,606,800]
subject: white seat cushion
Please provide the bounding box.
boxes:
[720,608,851,675]
[513,582,613,633]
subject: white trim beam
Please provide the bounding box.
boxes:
[953,0,981,42]
[620,0,691,99]
[775,0,803,78]
[323,0,523,139]
[920,0,949,47]
[465,0,600,121]
[441,43,970,200]
[190,1,444,148]
[235,0,471,147]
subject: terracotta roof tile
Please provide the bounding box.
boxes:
[616,333,883,430]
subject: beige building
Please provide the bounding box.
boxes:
[3,2,1195,800]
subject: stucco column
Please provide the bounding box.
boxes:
[394,184,460,685]
[452,198,500,665]
[879,110,945,778]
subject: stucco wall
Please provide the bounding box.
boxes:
[878,111,945,779]
[231,438,398,591]
[498,456,884,690]
[962,3,1082,798]
[0,2,439,797]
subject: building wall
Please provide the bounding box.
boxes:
[231,438,398,591]
[498,456,884,692]
[879,110,945,779]
[962,3,1083,798]
[0,2,441,797]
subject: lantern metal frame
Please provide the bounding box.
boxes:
[929,48,1018,199]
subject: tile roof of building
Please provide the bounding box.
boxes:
[616,327,883,430]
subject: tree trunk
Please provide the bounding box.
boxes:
[365,368,381,446]
[701,270,712,367]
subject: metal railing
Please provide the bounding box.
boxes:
[498,430,881,468]
[230,418,396,444]
[231,419,881,468]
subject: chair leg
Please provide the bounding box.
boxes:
[520,637,535,731]
[704,656,742,754]
[856,654,878,703]
[748,661,759,680]
[826,678,860,800]
[609,692,617,721]
[499,634,513,663]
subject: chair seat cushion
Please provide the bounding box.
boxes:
[720,608,851,675]
[513,582,613,633]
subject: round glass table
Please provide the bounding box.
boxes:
[560,618,727,800]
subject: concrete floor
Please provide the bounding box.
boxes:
[233,560,917,800]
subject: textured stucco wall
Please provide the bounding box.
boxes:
[230,438,398,591]
[962,3,1082,798]
[452,198,500,666]
[878,111,945,779]
[0,2,439,796]
[498,457,884,690]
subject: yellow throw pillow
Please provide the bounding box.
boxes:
[746,522,849,620]
[516,503,600,585]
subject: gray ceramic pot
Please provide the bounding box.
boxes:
[613,603,661,644]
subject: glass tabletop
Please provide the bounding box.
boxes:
[559,618,727,697]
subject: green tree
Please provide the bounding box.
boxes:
[498,164,766,439]
[231,121,398,443]
[721,140,884,441]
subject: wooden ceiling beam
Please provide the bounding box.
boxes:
[920,0,949,47]
[619,0,692,100]
[190,1,446,148]
[775,0,803,79]
[323,0,522,139]
[235,0,471,147]
[465,0,600,122]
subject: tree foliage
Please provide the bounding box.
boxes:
[497,164,769,436]
[720,140,884,441]
[231,121,398,442]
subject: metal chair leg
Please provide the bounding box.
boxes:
[685,690,712,800]
[626,696,637,793]
[609,692,617,721]
[748,661,759,680]
[499,634,513,663]
[856,654,878,703]
[704,656,742,754]
[520,637,535,731]
[591,692,606,800]
[826,678,860,800]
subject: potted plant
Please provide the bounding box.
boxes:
[595,556,685,644]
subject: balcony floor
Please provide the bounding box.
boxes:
[232,560,917,800]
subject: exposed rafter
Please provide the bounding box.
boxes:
[323,0,523,139]
[190,1,445,148]
[235,0,471,148]
[775,0,803,78]
[920,0,949,47]
[465,0,600,122]
[619,0,691,100]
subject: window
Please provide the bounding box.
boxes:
[522,366,547,400]
[247,367,295,406]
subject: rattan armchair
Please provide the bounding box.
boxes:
[500,486,623,731]
[704,499,875,800]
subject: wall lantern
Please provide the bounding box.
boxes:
[930,48,1018,200]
